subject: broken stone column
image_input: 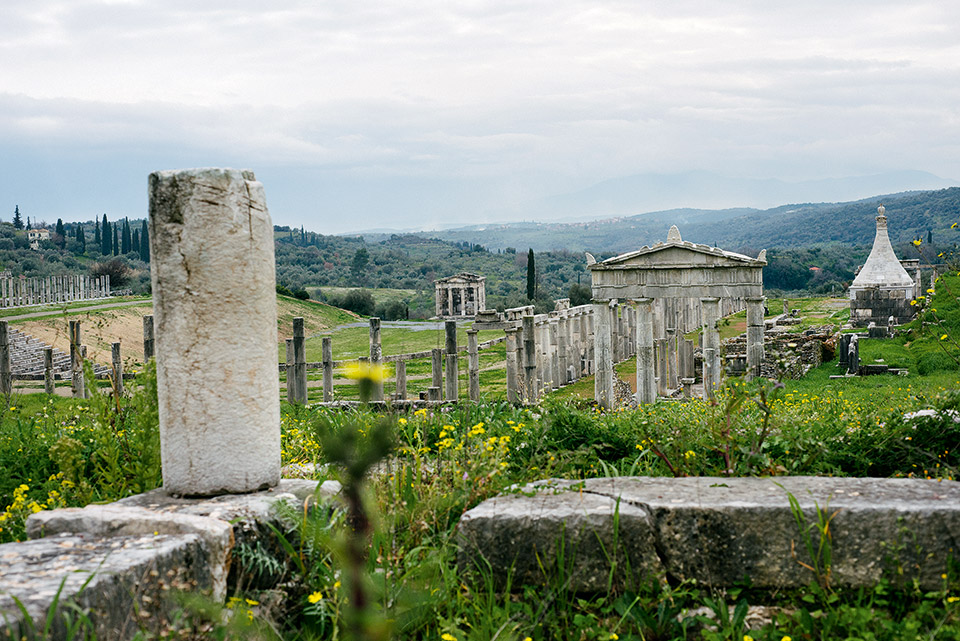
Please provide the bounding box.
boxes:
[112,342,123,396]
[593,303,613,409]
[548,316,560,390]
[69,320,85,398]
[666,328,678,389]
[467,328,480,401]
[368,317,383,402]
[44,347,54,395]
[322,337,333,402]
[655,338,668,396]
[701,298,722,398]
[149,167,279,496]
[522,314,539,405]
[445,320,459,401]
[292,318,308,404]
[746,297,765,380]
[0,321,10,396]
[635,298,656,404]
[848,334,860,375]
[431,348,443,398]
[395,359,407,400]
[838,334,850,369]
[505,327,520,404]
[556,313,568,385]
[140,315,156,363]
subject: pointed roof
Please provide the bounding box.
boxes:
[850,205,914,290]
[593,225,766,268]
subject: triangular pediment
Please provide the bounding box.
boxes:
[593,242,764,269]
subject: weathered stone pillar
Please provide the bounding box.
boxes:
[112,342,123,395]
[746,297,765,380]
[838,334,850,369]
[467,328,480,401]
[635,298,656,404]
[505,327,520,404]
[427,386,441,401]
[292,318,307,404]
[368,317,383,402]
[593,303,613,409]
[701,297,722,398]
[149,167,279,496]
[666,327,678,390]
[522,314,539,404]
[395,359,407,400]
[445,320,458,401]
[285,339,295,404]
[69,320,84,398]
[431,348,443,398]
[848,334,860,375]
[556,313,569,385]
[142,315,155,362]
[44,347,54,395]
[655,338,668,396]
[0,321,10,396]
[322,337,333,402]
[548,316,560,390]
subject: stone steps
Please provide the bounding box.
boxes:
[7,327,110,379]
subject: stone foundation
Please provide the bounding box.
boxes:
[850,287,914,327]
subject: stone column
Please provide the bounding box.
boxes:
[431,348,443,398]
[467,328,480,401]
[655,338,668,396]
[285,339,295,404]
[69,320,84,399]
[0,321,10,396]
[666,327,678,390]
[447,288,454,318]
[44,348,54,395]
[522,314,539,404]
[444,320,458,401]
[149,167,279,496]
[142,315,155,362]
[635,298,656,404]
[548,316,560,390]
[557,313,569,385]
[368,317,383,402]
[505,327,520,404]
[838,334,850,369]
[292,318,307,404]
[593,302,614,409]
[745,297,766,380]
[395,360,407,400]
[105,274,110,297]
[701,297,722,398]
[112,342,123,396]
[322,337,333,402]
[848,334,860,375]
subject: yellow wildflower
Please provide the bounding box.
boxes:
[441,634,457,641]
[308,591,323,604]
[342,361,387,383]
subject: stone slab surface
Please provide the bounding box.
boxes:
[2,480,335,640]
[458,476,960,591]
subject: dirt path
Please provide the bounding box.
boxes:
[2,300,151,322]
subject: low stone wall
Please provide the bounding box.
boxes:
[458,476,960,593]
[0,479,339,641]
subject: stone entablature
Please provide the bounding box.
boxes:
[435,272,486,318]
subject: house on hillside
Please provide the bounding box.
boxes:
[27,228,50,250]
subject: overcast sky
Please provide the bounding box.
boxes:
[2,0,959,232]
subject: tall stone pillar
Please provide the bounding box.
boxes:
[701,297,722,398]
[522,314,539,404]
[655,338,668,396]
[745,297,766,380]
[505,327,520,404]
[431,348,443,398]
[142,315,155,362]
[395,360,407,400]
[149,167,279,496]
[292,317,307,404]
[69,320,84,398]
[666,327,678,390]
[444,320,458,401]
[0,321,11,396]
[593,303,614,409]
[548,316,560,390]
[467,328,480,401]
[635,298,656,404]
[44,348,54,395]
[112,342,123,396]
[322,337,333,402]
[368,317,383,402]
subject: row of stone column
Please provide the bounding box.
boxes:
[503,305,596,404]
[0,274,110,309]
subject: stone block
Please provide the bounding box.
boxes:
[458,476,960,591]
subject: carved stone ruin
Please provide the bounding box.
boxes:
[435,272,486,318]
[849,204,916,327]
[149,168,280,496]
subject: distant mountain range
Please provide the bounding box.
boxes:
[364,186,960,256]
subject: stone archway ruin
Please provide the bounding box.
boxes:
[588,226,766,407]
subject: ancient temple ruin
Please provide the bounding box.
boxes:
[589,226,766,405]
[435,272,485,318]
[849,204,916,327]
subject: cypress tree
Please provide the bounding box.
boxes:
[121,218,131,254]
[132,229,140,256]
[76,223,85,254]
[101,214,111,255]
[26,217,31,230]
[55,219,66,249]
[112,226,119,256]
[12,206,22,230]
[139,220,150,263]
[526,248,536,301]
[94,218,101,246]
